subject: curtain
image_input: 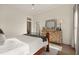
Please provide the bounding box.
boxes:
[72,4,79,54]
[71,5,76,48]
[76,4,79,55]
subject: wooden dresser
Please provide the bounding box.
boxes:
[41,27,62,44]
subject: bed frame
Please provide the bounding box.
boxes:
[34,33,50,55]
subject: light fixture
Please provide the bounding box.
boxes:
[32,4,35,10]
[58,19,63,31]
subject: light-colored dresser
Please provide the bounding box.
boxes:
[41,27,62,44]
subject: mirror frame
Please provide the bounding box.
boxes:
[45,19,57,29]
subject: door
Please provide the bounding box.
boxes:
[27,21,31,34]
[27,17,31,34]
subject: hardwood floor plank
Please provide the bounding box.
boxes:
[58,44,75,55]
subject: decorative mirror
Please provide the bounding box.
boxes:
[45,19,57,29]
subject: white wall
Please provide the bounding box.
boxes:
[0,5,32,36]
[32,5,73,45]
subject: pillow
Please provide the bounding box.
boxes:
[0,29,4,34]
[0,34,6,45]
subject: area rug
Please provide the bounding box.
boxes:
[50,43,62,51]
[42,44,62,55]
[42,48,59,55]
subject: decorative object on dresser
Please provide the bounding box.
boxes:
[57,19,63,31]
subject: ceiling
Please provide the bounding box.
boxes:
[0,4,73,16]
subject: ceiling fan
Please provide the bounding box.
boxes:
[32,4,35,9]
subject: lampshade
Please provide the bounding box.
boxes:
[58,19,63,24]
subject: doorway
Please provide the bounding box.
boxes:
[27,17,31,34]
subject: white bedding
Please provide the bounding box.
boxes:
[0,35,48,55]
[0,38,29,55]
[14,35,48,55]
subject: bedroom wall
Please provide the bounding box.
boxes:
[0,5,73,45]
[0,5,32,36]
[32,5,73,45]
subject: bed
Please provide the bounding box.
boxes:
[14,35,48,55]
[0,33,49,55]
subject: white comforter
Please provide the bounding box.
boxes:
[0,35,48,55]
[0,38,29,55]
[14,35,48,55]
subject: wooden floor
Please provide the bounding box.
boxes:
[57,44,75,55]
